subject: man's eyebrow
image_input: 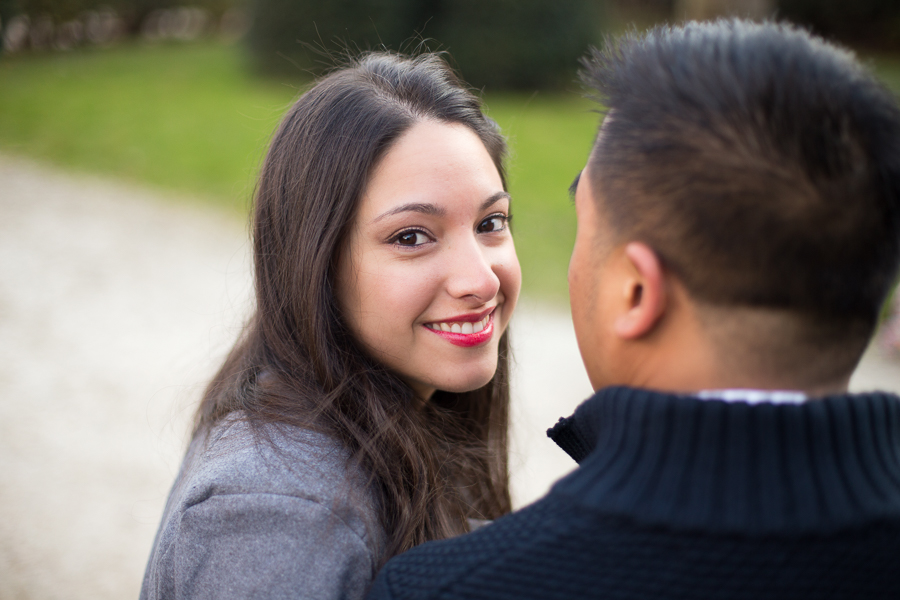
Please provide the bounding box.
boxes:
[372,202,447,223]
[568,171,582,202]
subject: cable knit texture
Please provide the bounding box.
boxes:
[367,387,900,599]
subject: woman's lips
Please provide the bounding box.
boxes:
[423,310,495,347]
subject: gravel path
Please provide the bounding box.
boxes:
[2,153,899,600]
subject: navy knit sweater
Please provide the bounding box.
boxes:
[367,386,900,599]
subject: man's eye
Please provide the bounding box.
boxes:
[396,230,429,246]
[477,215,509,233]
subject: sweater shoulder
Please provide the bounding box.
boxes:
[172,415,380,542]
[186,415,361,502]
[142,415,386,600]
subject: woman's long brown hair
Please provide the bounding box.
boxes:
[194,52,512,561]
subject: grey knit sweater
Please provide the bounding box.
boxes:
[141,414,386,600]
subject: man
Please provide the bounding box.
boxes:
[367,19,900,599]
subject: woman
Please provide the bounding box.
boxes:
[141,52,520,600]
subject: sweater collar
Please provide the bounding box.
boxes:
[547,386,900,534]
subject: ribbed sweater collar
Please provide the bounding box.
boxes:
[547,386,900,534]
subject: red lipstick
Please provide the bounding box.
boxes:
[423,309,496,348]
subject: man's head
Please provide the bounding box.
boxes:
[569,20,900,394]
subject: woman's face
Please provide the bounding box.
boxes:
[337,119,521,400]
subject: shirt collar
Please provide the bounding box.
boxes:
[695,389,808,404]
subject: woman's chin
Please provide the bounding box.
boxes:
[431,369,497,395]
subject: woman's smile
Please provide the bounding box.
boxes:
[424,308,496,347]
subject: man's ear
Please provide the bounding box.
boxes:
[614,242,667,339]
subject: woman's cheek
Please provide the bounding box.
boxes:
[375,260,443,322]
[497,244,522,321]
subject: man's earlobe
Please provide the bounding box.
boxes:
[614,243,666,339]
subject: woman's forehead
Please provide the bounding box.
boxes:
[358,121,504,221]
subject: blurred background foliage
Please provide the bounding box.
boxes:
[779,0,900,51]
[246,0,602,90]
[2,0,900,302]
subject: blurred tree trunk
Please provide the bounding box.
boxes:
[0,0,15,54]
[674,0,774,20]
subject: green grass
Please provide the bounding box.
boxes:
[2,43,899,303]
[0,42,300,213]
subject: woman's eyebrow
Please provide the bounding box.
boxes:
[373,202,446,223]
[373,191,511,223]
[481,191,512,211]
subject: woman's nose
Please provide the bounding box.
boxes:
[445,238,501,303]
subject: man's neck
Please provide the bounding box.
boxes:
[622,342,851,399]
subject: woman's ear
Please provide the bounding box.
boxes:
[614,242,667,340]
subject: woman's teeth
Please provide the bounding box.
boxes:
[426,313,490,334]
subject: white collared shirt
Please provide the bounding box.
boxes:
[695,389,808,404]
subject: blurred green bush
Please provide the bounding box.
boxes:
[0,0,235,44]
[245,0,602,90]
[245,0,417,73]
[3,0,234,22]
[778,0,900,50]
[604,1,900,51]
[432,0,603,90]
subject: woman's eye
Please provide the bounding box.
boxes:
[477,215,509,233]
[395,230,429,246]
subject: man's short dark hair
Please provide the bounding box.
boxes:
[582,20,900,349]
